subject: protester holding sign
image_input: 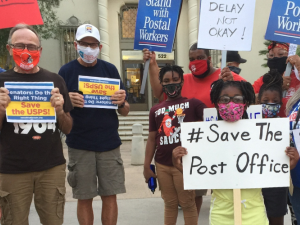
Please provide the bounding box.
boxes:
[253,41,300,117]
[59,24,129,225]
[0,24,73,225]
[144,65,206,225]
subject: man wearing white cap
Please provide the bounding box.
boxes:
[59,24,129,225]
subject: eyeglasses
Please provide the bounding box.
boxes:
[218,95,244,104]
[77,41,100,49]
[266,50,288,59]
[10,43,40,52]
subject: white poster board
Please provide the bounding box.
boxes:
[197,0,256,51]
[182,118,290,189]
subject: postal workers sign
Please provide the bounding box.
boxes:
[78,76,120,109]
[134,0,182,53]
[0,0,43,29]
[181,118,290,190]
[5,82,56,123]
[266,0,300,45]
[197,0,256,51]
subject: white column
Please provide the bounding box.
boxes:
[98,0,110,62]
[188,0,198,48]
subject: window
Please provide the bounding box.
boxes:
[121,5,138,39]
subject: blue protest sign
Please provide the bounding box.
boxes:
[134,0,182,53]
[266,0,300,44]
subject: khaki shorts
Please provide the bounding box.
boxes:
[67,147,126,199]
[0,164,66,225]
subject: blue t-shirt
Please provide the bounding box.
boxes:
[0,67,6,73]
[59,59,126,152]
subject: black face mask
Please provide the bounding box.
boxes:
[162,83,182,98]
[267,57,287,74]
[228,66,241,74]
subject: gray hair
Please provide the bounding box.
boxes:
[286,88,300,116]
[7,24,41,46]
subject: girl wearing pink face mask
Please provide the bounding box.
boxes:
[208,79,270,224]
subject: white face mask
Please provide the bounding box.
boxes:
[77,45,99,63]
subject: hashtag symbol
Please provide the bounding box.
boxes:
[187,128,203,143]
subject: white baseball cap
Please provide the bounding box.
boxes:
[76,24,100,42]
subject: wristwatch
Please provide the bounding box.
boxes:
[118,101,125,109]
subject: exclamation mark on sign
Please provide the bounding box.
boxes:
[241,28,246,40]
[48,109,50,115]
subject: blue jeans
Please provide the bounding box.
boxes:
[289,186,300,221]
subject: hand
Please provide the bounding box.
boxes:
[219,67,234,81]
[286,147,300,170]
[172,146,188,172]
[51,88,64,115]
[287,55,300,71]
[111,90,126,106]
[69,92,84,108]
[143,166,157,183]
[142,48,156,64]
[0,87,10,113]
[282,76,292,91]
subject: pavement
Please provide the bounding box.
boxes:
[24,141,292,224]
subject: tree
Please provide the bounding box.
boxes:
[0,0,62,69]
[259,39,300,68]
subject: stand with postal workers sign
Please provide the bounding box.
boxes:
[133,0,183,94]
[182,118,290,224]
[197,0,257,223]
[265,0,300,96]
[5,82,56,123]
[78,76,120,109]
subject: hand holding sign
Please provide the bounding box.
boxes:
[0,88,11,113]
[50,88,64,115]
[69,92,84,108]
[285,147,300,169]
[111,90,126,106]
[219,67,234,81]
[287,55,300,71]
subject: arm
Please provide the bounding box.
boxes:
[143,49,163,99]
[172,146,188,173]
[51,88,73,134]
[143,131,157,182]
[117,101,130,116]
[111,90,130,116]
[0,88,10,130]
[286,147,300,170]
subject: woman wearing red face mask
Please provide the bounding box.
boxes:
[253,41,300,117]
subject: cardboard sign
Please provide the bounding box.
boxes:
[204,105,262,122]
[266,0,300,45]
[5,82,56,123]
[134,0,182,53]
[0,0,43,29]
[181,118,290,189]
[197,0,256,51]
[78,76,120,109]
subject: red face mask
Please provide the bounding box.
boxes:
[189,59,210,78]
[13,49,40,71]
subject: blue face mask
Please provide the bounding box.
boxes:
[262,103,281,118]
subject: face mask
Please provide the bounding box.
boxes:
[12,49,40,71]
[267,57,287,74]
[218,102,245,122]
[228,66,241,74]
[189,60,211,79]
[162,83,182,98]
[77,45,99,63]
[262,103,281,118]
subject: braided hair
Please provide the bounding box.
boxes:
[159,65,184,83]
[258,69,283,103]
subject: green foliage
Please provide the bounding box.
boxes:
[0,0,62,59]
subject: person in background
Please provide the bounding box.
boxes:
[253,41,300,117]
[0,67,5,73]
[225,51,247,75]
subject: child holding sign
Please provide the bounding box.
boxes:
[257,70,299,225]
[144,65,206,225]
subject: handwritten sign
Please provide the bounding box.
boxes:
[0,0,43,29]
[197,0,256,51]
[133,0,182,53]
[5,82,55,123]
[266,0,300,45]
[78,76,120,109]
[204,105,262,122]
[182,118,290,189]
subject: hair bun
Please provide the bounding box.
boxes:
[262,69,283,87]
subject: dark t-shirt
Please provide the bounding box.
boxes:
[149,97,206,166]
[0,68,73,174]
[59,59,126,152]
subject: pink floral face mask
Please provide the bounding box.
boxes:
[218,102,245,122]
